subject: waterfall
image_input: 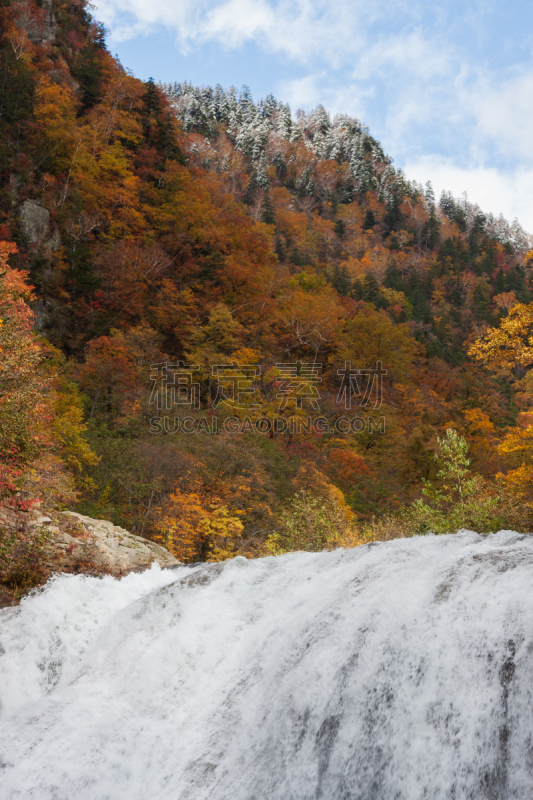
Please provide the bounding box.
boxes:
[1,530,533,799]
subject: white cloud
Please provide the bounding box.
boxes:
[469,71,533,160]
[200,0,276,49]
[365,29,452,79]
[404,155,533,232]
[93,0,533,230]
[96,0,407,62]
[278,73,325,111]
[184,0,378,64]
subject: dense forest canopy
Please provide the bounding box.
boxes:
[2,0,533,567]
[164,81,529,252]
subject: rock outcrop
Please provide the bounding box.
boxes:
[18,200,60,257]
[19,0,57,45]
[0,507,180,606]
[19,200,51,246]
[45,511,181,575]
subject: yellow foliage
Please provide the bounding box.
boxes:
[493,291,518,312]
[34,77,78,168]
[52,380,99,489]
[231,347,262,365]
[276,284,344,354]
[498,424,533,460]
[468,303,533,373]
[462,408,498,468]
[361,246,390,285]
[463,407,495,434]
[497,463,533,499]
[337,305,420,381]
[154,488,245,563]
[496,423,533,499]
[262,463,364,555]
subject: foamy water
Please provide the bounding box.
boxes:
[1,531,533,799]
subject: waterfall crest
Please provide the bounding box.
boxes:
[1,531,533,799]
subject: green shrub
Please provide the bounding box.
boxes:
[364,429,527,540]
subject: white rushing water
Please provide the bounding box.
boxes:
[1,531,533,799]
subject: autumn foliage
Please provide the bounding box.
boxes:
[2,0,533,561]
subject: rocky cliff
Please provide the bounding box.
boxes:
[0,507,180,606]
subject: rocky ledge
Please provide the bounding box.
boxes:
[46,511,180,575]
[0,508,180,606]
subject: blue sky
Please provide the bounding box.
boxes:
[94,0,533,232]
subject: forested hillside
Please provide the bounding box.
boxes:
[2,0,533,568]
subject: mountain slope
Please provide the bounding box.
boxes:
[1,0,532,562]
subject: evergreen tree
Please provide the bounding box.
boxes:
[332,264,351,296]
[72,22,107,109]
[142,78,182,161]
[363,209,376,231]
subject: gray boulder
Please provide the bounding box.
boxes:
[54,512,182,575]
[19,200,50,246]
[23,0,57,45]
[19,200,60,252]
